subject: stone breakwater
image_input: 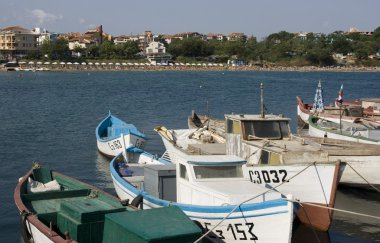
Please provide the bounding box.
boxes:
[2,64,380,72]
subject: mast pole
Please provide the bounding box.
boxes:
[261,82,265,118]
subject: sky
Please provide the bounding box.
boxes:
[1,0,379,40]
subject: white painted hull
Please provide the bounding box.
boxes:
[97,133,145,157]
[332,156,380,186]
[243,163,338,205]
[163,137,337,204]
[308,121,380,145]
[24,219,54,243]
[297,105,310,125]
[111,172,293,243]
[297,104,356,125]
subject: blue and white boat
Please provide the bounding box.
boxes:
[96,112,146,157]
[110,143,294,242]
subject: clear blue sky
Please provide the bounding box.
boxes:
[1,0,379,39]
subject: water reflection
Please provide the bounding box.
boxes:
[292,220,331,243]
[94,151,115,192]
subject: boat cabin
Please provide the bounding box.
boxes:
[224,114,292,166]
[225,114,291,140]
[175,156,279,206]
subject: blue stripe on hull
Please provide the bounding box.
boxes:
[111,156,290,215]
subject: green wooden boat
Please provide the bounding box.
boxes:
[14,164,202,243]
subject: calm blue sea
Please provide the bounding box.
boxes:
[0,70,379,242]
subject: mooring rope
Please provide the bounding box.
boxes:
[345,162,380,192]
[287,199,380,220]
[194,162,319,243]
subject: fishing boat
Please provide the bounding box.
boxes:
[96,112,146,157]
[308,115,380,145]
[296,81,380,127]
[157,122,341,232]
[14,164,202,243]
[187,109,380,188]
[110,143,294,243]
[296,96,365,127]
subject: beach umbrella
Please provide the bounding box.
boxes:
[52,62,58,65]
[219,64,224,67]
[44,62,50,65]
[95,62,100,65]
[122,63,127,66]
[67,62,72,65]
[169,63,174,66]
[202,63,207,66]
[101,62,106,65]
[197,63,202,66]
[19,61,26,64]
[73,62,79,65]
[185,63,190,66]
[134,63,139,66]
[88,62,93,65]
[81,62,87,65]
[28,61,34,65]
[108,63,113,65]
[115,63,120,66]
[36,61,42,65]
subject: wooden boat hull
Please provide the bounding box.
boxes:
[110,154,294,243]
[14,168,129,243]
[96,113,146,157]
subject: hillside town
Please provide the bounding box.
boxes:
[1,25,380,71]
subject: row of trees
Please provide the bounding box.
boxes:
[29,27,380,66]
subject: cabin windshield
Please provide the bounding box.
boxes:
[243,120,290,139]
[193,165,243,179]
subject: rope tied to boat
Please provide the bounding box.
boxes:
[194,161,319,243]
[287,198,380,220]
[21,210,33,243]
[345,162,380,192]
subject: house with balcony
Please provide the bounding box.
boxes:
[0,26,38,59]
[145,41,172,65]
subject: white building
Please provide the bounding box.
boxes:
[145,41,171,64]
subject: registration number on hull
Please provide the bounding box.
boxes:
[248,169,288,184]
[202,222,258,241]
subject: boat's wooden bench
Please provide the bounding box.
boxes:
[21,189,91,201]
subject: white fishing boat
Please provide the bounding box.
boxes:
[308,115,380,145]
[95,112,146,157]
[296,81,379,127]
[110,146,294,242]
[156,124,341,231]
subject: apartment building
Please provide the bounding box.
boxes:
[0,26,38,59]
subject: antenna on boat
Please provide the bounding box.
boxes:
[261,82,265,118]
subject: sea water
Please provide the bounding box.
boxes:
[0,70,379,242]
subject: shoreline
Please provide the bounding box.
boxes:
[2,65,380,72]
